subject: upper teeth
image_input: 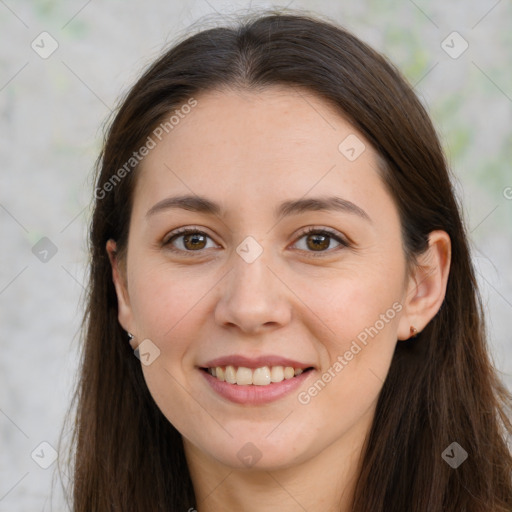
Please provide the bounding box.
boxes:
[207,365,305,386]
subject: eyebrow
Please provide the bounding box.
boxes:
[146,194,371,222]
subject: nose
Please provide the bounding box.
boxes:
[214,245,292,334]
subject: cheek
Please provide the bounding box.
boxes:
[295,278,402,445]
[129,263,207,340]
[316,268,403,347]
[129,267,213,436]
[306,263,403,397]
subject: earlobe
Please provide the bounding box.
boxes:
[397,230,451,340]
[106,239,134,334]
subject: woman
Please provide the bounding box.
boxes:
[65,10,512,511]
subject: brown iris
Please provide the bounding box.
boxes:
[183,233,207,250]
[306,233,330,251]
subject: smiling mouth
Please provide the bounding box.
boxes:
[200,365,314,386]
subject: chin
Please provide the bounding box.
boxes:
[199,433,314,472]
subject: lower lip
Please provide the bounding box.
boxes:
[200,369,314,405]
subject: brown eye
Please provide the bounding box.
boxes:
[164,229,217,253]
[293,228,348,256]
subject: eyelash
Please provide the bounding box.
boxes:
[290,226,350,257]
[162,226,350,258]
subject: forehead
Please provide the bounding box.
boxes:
[152,86,358,163]
[133,86,390,221]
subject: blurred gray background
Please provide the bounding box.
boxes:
[1,0,511,510]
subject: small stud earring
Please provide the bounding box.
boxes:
[127,332,134,340]
[409,326,418,338]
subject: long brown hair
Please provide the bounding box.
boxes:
[63,10,512,511]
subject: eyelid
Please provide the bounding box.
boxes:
[162,225,216,246]
[162,225,350,256]
[290,226,350,256]
[293,225,348,241]
[162,227,221,257]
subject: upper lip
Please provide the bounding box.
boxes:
[201,354,315,370]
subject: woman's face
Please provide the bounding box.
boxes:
[113,86,412,471]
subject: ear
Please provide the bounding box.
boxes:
[106,239,136,347]
[397,230,451,340]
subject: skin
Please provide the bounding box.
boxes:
[107,86,451,512]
